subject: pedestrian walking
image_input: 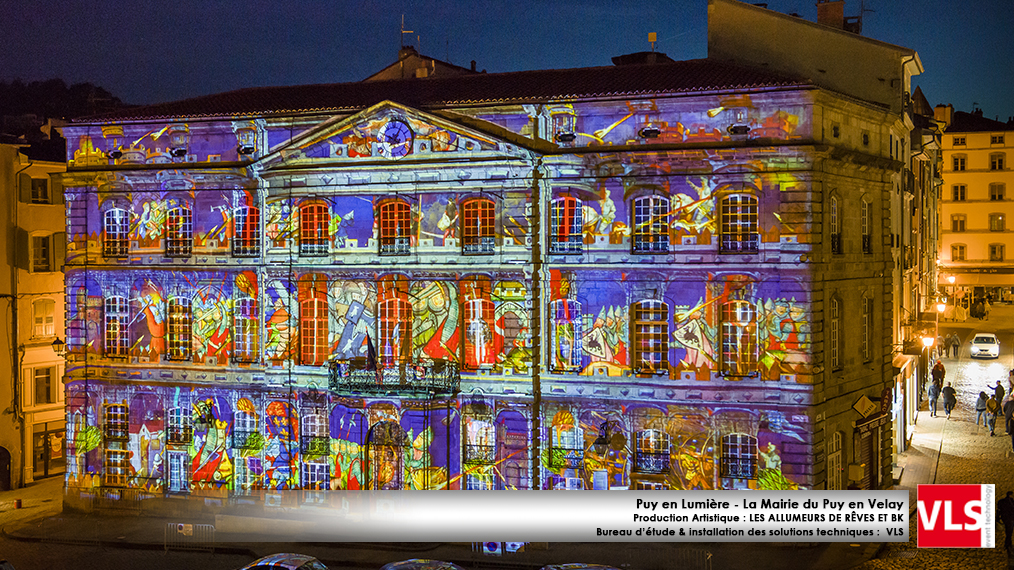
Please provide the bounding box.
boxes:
[932,360,946,390]
[990,380,1007,403]
[976,392,989,426]
[1005,398,1014,434]
[935,335,945,359]
[999,491,1014,552]
[985,298,992,320]
[942,383,957,418]
[987,394,1001,435]
[949,333,960,358]
[927,382,941,417]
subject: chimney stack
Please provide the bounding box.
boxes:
[816,0,845,29]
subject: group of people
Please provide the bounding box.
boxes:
[927,361,1014,443]
[934,333,963,359]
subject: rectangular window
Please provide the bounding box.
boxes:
[721,298,758,374]
[300,294,328,366]
[233,411,258,449]
[861,200,872,254]
[953,136,966,146]
[721,434,757,479]
[300,203,329,256]
[233,297,258,363]
[989,212,1005,231]
[951,215,966,232]
[992,154,1006,171]
[167,406,193,444]
[551,300,583,372]
[993,135,1005,145]
[167,298,192,361]
[952,185,966,201]
[104,403,128,441]
[862,296,872,362]
[830,297,841,371]
[104,296,129,358]
[631,301,668,373]
[31,179,49,204]
[461,199,495,255]
[378,201,411,256]
[32,236,51,272]
[720,195,759,253]
[951,244,966,261]
[33,299,55,337]
[301,462,328,490]
[165,206,193,257]
[829,195,841,255]
[233,206,261,256]
[632,196,670,253]
[33,367,56,405]
[991,244,1005,262]
[953,156,966,171]
[550,197,583,254]
[103,208,129,257]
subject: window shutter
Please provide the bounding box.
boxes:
[18,174,31,203]
[49,173,64,205]
[53,232,66,272]
[15,228,28,270]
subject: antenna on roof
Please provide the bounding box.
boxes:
[648,32,657,52]
[400,15,414,48]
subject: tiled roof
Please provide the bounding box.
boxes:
[78,58,809,123]
[946,111,1014,133]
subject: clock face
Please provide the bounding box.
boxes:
[378,119,413,159]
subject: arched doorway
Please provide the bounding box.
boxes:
[367,421,407,490]
[0,446,11,491]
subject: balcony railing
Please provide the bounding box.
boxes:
[548,448,584,469]
[462,236,495,255]
[464,444,496,465]
[329,358,459,396]
[633,451,671,474]
[104,425,129,441]
[301,435,330,455]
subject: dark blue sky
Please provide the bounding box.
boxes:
[4,0,1012,120]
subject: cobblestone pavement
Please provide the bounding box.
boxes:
[857,304,1014,570]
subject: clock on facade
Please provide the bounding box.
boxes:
[377,119,414,159]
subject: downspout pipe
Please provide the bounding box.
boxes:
[12,158,31,488]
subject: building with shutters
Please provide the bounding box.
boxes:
[57,0,923,512]
[0,143,66,491]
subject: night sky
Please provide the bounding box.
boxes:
[4,0,1013,120]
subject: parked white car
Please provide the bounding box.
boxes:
[970,332,1000,359]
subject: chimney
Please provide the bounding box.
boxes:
[816,0,845,29]
[471,60,476,72]
[934,104,953,128]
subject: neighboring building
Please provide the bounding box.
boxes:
[0,144,67,491]
[59,0,919,511]
[936,106,1014,304]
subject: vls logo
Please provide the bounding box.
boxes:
[917,484,995,548]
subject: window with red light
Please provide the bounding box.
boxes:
[300,202,329,256]
[462,198,495,255]
[379,200,412,255]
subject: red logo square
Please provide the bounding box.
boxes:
[917,484,995,548]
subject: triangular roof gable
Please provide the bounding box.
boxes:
[259,101,546,169]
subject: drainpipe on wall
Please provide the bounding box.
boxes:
[11,158,30,488]
[530,157,544,490]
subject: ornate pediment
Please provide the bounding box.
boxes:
[260,101,545,170]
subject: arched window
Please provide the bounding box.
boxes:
[165,205,193,257]
[378,200,412,255]
[103,208,129,257]
[632,195,670,253]
[550,299,582,371]
[233,206,261,256]
[378,294,412,365]
[829,194,841,254]
[550,196,583,254]
[233,296,258,363]
[104,296,129,358]
[299,202,329,256]
[300,289,328,366]
[720,194,759,253]
[631,300,668,373]
[464,298,495,368]
[166,296,192,361]
[461,198,495,255]
[721,433,757,479]
[721,298,757,374]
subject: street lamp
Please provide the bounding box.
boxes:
[51,337,65,356]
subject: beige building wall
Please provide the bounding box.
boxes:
[938,116,1014,295]
[0,144,66,490]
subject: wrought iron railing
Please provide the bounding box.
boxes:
[462,236,495,255]
[301,435,330,455]
[464,444,496,465]
[634,451,670,474]
[330,358,459,396]
[720,234,760,253]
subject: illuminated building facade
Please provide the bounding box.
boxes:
[59,0,919,511]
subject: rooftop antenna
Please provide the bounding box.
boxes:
[648,32,657,52]
[400,15,414,48]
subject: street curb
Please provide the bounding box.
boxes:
[0,524,257,556]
